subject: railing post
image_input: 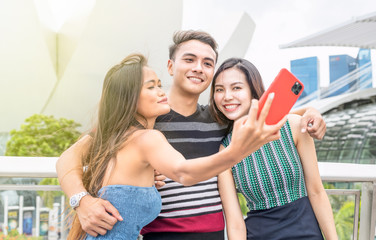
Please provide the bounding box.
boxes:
[18,195,23,234]
[35,196,40,237]
[370,182,376,240]
[3,195,8,235]
[60,195,67,240]
[354,191,361,240]
[359,182,373,240]
[48,202,60,240]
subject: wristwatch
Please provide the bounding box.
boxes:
[69,191,90,209]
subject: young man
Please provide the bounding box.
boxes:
[56,30,326,240]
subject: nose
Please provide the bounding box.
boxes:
[192,61,203,73]
[158,87,165,96]
[224,90,233,101]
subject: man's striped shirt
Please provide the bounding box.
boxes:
[141,105,228,234]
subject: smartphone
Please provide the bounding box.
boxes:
[257,68,304,125]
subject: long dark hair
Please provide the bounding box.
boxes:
[209,58,265,126]
[68,53,148,240]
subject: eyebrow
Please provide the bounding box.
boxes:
[182,53,215,64]
[144,79,161,85]
[215,82,245,87]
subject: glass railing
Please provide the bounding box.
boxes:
[1,156,375,240]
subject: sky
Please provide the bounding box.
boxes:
[183,0,376,87]
[41,0,376,88]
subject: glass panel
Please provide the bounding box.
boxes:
[343,137,363,149]
[327,150,341,161]
[364,136,376,148]
[340,149,356,161]
[359,158,375,164]
[330,141,341,149]
[320,141,332,148]
[359,148,376,160]
[317,150,328,161]
[350,127,368,134]
[314,140,321,149]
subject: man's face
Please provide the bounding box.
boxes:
[167,40,216,96]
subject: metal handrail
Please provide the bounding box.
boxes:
[1,156,376,239]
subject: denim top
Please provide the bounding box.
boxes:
[85,185,161,239]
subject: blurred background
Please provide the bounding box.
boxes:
[0,0,375,239]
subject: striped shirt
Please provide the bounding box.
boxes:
[222,121,307,211]
[141,104,228,234]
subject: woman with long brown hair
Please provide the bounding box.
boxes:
[64,53,284,239]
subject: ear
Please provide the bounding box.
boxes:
[167,59,174,76]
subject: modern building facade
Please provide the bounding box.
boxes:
[296,87,376,165]
[315,97,376,164]
[328,54,358,97]
[290,56,319,101]
[357,48,373,89]
[290,48,373,101]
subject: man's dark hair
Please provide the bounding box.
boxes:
[169,30,218,63]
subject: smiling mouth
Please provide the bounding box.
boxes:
[187,76,204,83]
[223,104,239,111]
[158,97,168,104]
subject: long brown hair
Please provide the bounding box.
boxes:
[209,58,265,126]
[68,53,148,240]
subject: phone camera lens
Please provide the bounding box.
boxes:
[291,82,302,95]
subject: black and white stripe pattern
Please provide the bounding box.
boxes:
[154,105,228,219]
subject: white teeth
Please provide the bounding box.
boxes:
[224,105,237,109]
[188,77,202,83]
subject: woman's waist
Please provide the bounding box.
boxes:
[242,188,307,211]
[98,185,160,201]
[97,185,161,212]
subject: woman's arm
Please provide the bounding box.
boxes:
[289,114,338,240]
[57,135,91,199]
[56,135,122,237]
[142,98,286,186]
[218,163,246,239]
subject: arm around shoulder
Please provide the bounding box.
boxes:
[56,134,91,198]
[57,135,123,237]
[290,106,326,140]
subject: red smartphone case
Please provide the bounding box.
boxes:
[257,68,304,125]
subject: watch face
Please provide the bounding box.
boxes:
[70,197,78,207]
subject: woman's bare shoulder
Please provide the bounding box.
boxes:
[287,113,301,127]
[287,114,303,142]
[132,129,167,148]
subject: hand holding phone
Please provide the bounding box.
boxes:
[257,68,304,125]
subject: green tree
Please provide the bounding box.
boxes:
[334,201,356,240]
[6,114,81,157]
[237,193,249,216]
[5,114,81,208]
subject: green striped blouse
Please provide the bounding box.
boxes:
[222,121,307,211]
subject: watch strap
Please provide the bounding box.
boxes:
[70,191,90,209]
